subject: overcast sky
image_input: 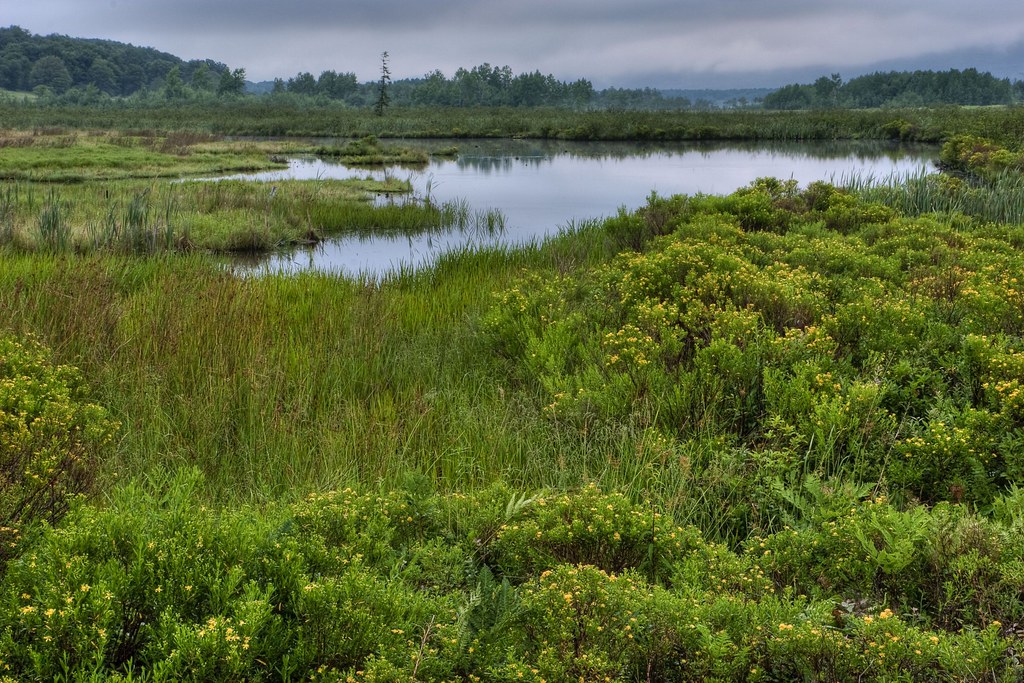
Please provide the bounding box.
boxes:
[7,1,1024,88]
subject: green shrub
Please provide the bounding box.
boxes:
[0,477,1021,680]
[940,134,1024,179]
[0,333,117,569]
[749,481,1024,633]
[0,471,457,682]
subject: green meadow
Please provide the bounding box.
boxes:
[1,111,1024,681]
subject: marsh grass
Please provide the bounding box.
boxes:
[0,184,18,244]
[310,195,505,238]
[0,230,627,505]
[4,102,1024,144]
[0,223,773,525]
[0,176,496,254]
[843,168,1024,224]
[0,128,447,182]
[0,131,496,255]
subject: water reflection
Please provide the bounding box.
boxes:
[231,140,936,276]
[444,139,932,171]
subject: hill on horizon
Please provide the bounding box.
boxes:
[0,25,232,96]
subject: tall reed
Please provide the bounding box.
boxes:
[0,184,17,244]
[36,190,69,252]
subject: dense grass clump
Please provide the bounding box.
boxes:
[314,135,431,166]
[841,135,1024,224]
[0,179,433,254]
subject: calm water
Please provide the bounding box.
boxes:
[232,139,936,276]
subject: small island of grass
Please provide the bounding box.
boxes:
[314,135,433,166]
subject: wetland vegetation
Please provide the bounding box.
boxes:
[0,130,504,254]
[5,101,1024,144]
[3,76,1024,680]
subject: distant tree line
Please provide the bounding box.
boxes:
[264,65,762,111]
[763,69,1021,109]
[406,64,594,108]
[262,63,597,109]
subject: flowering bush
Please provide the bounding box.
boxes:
[0,476,1020,681]
[484,180,1024,508]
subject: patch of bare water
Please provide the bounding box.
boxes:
[229,139,935,276]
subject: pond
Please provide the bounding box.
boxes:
[231,139,936,276]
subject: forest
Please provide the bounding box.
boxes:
[0,25,238,97]
[763,69,1020,109]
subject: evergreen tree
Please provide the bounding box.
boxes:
[374,51,390,115]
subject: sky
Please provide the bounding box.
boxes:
[6,1,1024,89]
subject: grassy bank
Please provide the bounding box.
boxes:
[0,129,446,182]
[0,129,282,182]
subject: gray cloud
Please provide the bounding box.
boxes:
[6,1,1023,86]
